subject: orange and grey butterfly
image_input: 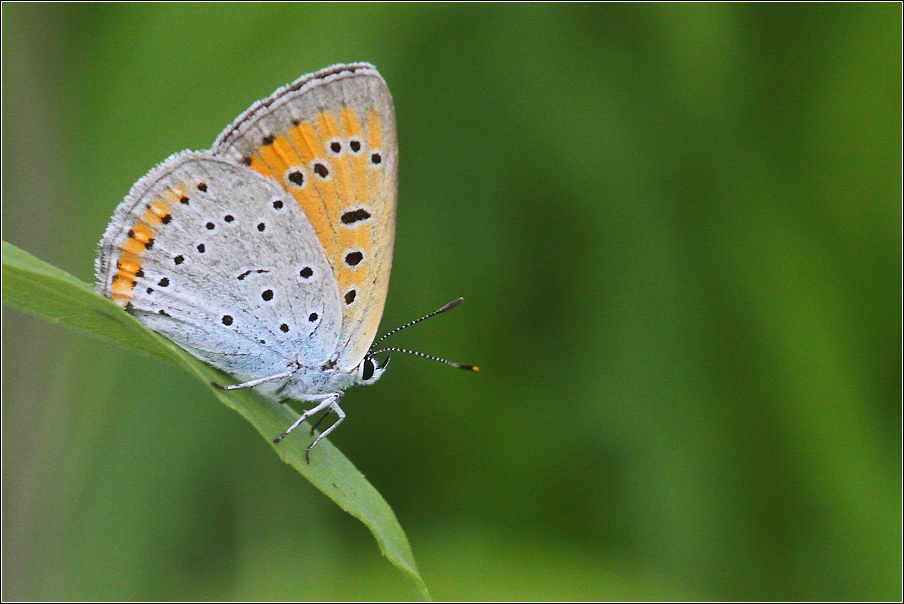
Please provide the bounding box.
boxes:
[212,63,397,372]
[95,64,470,460]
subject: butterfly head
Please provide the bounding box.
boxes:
[356,298,478,388]
[355,354,390,386]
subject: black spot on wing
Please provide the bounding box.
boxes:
[341,209,371,225]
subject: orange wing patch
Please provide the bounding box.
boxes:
[108,197,175,304]
[241,109,381,299]
[330,110,371,309]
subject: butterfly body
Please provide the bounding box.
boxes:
[96,64,397,452]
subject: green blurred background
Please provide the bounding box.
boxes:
[2,3,900,600]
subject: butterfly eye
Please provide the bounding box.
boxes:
[362,357,375,381]
[359,356,389,384]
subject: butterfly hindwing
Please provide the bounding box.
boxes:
[212,63,397,371]
[96,152,342,380]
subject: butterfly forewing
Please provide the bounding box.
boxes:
[95,153,342,379]
[212,63,397,371]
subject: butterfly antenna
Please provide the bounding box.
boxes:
[370,346,478,371]
[370,297,465,351]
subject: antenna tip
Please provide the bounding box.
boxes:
[462,364,479,372]
[438,297,464,313]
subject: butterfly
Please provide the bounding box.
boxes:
[95,63,475,461]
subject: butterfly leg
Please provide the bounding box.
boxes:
[272,393,337,446]
[310,408,333,435]
[306,399,346,463]
[211,370,293,391]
